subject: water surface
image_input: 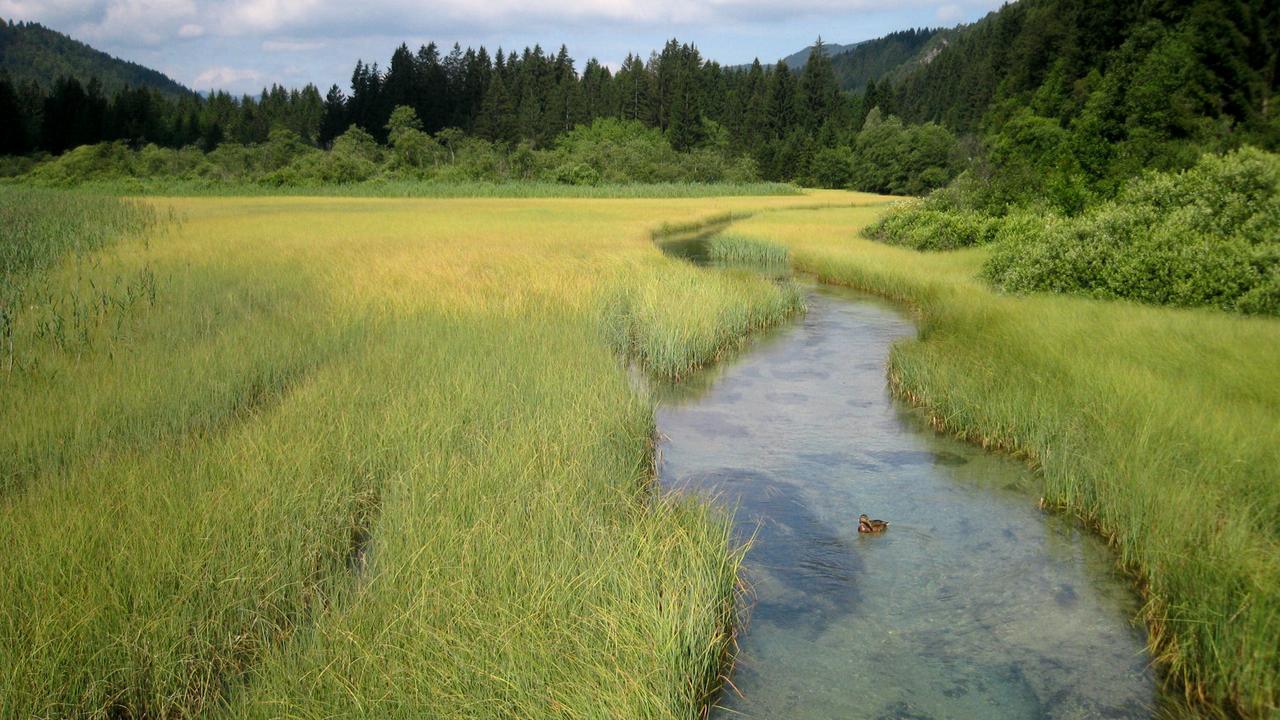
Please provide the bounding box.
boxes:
[655,285,1159,719]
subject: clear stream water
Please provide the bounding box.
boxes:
[654,280,1165,719]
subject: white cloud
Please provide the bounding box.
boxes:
[220,0,320,33]
[192,64,262,89]
[177,22,204,37]
[87,0,197,44]
[935,4,962,23]
[262,39,325,52]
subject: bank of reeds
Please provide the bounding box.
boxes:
[728,205,1280,718]
[0,191,880,718]
[706,233,790,266]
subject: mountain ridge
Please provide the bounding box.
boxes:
[0,19,191,98]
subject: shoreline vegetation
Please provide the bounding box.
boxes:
[720,205,1280,718]
[0,187,879,718]
[2,183,1277,718]
[1,176,803,198]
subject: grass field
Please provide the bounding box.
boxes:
[0,187,884,718]
[2,178,803,199]
[724,206,1280,718]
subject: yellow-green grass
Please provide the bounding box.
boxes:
[0,189,888,718]
[727,206,1280,717]
[705,233,790,266]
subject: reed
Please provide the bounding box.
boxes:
[728,205,1280,718]
[0,189,884,718]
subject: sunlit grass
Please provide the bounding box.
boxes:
[0,188,885,718]
[728,206,1280,718]
[706,233,790,266]
[3,178,804,198]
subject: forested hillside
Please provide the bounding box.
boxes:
[827,29,941,91]
[780,41,860,69]
[0,20,190,98]
[3,0,1277,200]
[885,0,1278,178]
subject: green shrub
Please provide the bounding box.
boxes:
[866,202,1001,250]
[984,147,1280,315]
[10,116,766,190]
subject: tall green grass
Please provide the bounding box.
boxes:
[706,234,790,266]
[729,206,1280,718]
[1,188,162,373]
[0,192,844,718]
[4,177,802,199]
[602,263,804,380]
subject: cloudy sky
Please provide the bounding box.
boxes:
[1,0,1008,94]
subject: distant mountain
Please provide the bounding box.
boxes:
[765,30,944,92]
[828,28,945,92]
[0,19,191,98]
[780,41,863,69]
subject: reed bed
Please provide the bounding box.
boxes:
[0,189,876,718]
[728,206,1280,718]
[4,178,803,199]
[705,233,790,266]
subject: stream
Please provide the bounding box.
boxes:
[654,277,1164,719]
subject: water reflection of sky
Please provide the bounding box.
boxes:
[656,285,1161,720]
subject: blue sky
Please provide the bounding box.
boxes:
[1,0,1009,94]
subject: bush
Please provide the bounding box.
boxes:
[984,147,1280,315]
[848,111,962,195]
[866,201,1001,250]
[11,116,766,190]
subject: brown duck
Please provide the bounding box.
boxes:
[858,514,889,533]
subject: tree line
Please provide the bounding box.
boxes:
[0,38,964,190]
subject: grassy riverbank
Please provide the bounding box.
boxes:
[728,206,1280,717]
[0,188,883,718]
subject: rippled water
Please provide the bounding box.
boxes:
[655,285,1162,719]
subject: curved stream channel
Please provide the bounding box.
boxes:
[653,257,1166,717]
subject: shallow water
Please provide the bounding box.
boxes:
[655,285,1161,719]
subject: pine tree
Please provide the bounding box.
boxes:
[0,73,30,154]
[319,84,348,148]
[477,72,517,143]
[799,37,841,132]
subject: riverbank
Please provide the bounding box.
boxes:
[725,206,1280,717]
[0,190,880,718]
[656,283,1158,718]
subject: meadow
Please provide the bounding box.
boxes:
[4,186,1276,718]
[723,206,1280,717]
[0,186,881,718]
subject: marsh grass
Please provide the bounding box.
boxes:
[0,188,165,372]
[706,234,790,266]
[728,206,1280,718]
[0,190,879,718]
[4,178,803,199]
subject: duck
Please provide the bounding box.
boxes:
[858,513,889,533]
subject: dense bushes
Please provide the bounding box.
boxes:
[846,111,963,196]
[866,147,1279,316]
[800,110,964,195]
[16,111,763,189]
[865,203,1000,250]
[984,147,1280,314]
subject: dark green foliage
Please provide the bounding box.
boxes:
[19,112,760,187]
[866,204,999,250]
[847,110,962,195]
[0,19,190,99]
[983,147,1280,314]
[825,29,942,92]
[885,0,1277,188]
